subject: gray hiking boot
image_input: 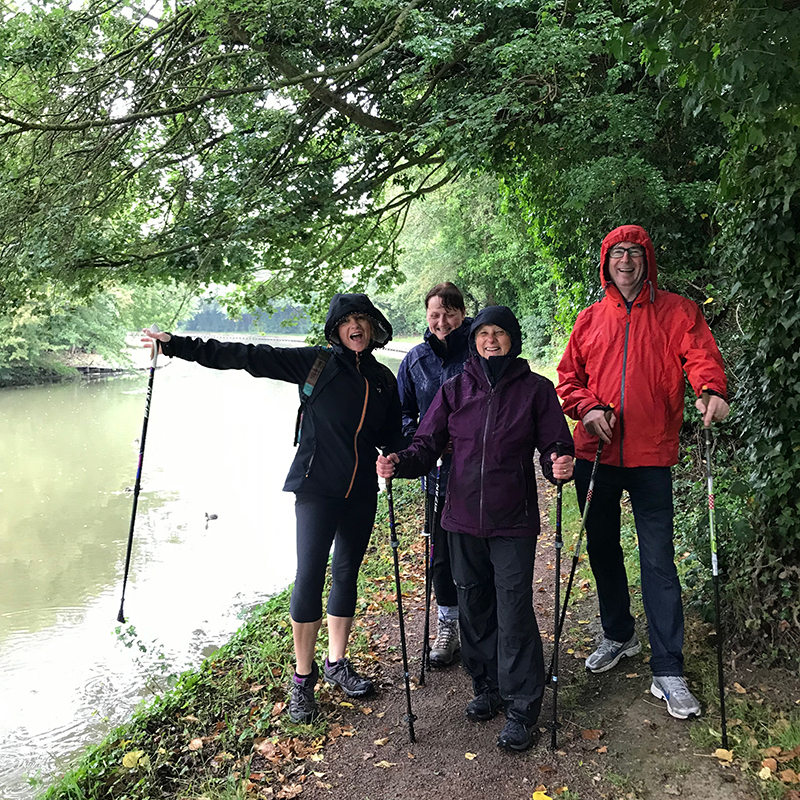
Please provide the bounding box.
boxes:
[288,662,320,723]
[323,657,373,697]
[585,632,641,673]
[650,675,701,719]
[429,618,460,667]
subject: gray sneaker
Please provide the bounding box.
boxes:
[650,675,701,719]
[288,662,320,723]
[429,618,460,667]
[585,633,641,673]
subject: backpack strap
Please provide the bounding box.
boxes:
[294,348,333,446]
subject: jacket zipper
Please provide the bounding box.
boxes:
[619,307,632,467]
[479,388,495,533]
[345,353,369,499]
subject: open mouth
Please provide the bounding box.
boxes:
[349,331,364,342]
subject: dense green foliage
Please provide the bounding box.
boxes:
[642,0,800,665]
[0,282,197,383]
[1,0,798,661]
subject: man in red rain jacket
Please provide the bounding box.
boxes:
[557,224,729,720]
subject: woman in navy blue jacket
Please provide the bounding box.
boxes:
[144,293,404,724]
[396,282,472,667]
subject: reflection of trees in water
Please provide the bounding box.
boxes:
[0,379,173,640]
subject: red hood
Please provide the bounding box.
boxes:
[600,224,658,301]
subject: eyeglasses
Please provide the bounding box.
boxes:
[609,245,645,259]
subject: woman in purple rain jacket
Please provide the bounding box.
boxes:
[377,305,574,752]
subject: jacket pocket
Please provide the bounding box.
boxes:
[520,461,529,517]
[304,447,317,478]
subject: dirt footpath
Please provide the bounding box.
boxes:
[298,474,757,800]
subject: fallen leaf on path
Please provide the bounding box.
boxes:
[407,752,414,759]
[309,753,324,762]
[532,792,553,800]
[373,737,389,746]
[465,752,477,760]
[763,746,782,758]
[758,767,772,781]
[271,701,286,717]
[533,784,547,792]
[375,760,396,768]
[180,715,201,723]
[276,784,303,798]
[339,701,354,708]
[362,752,374,760]
[625,673,639,678]
[762,758,778,772]
[581,729,603,740]
[733,682,747,694]
[361,707,373,715]
[375,712,386,718]
[188,738,204,751]
[122,750,146,768]
[714,748,734,762]
[597,746,608,754]
[780,769,800,784]
[784,791,800,800]
[250,683,267,693]
[778,744,800,762]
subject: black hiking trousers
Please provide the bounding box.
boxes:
[449,532,543,724]
[426,492,459,610]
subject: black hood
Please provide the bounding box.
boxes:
[469,306,523,359]
[324,293,393,349]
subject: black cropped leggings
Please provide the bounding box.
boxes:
[289,492,378,623]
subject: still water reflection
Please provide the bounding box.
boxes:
[0,348,400,798]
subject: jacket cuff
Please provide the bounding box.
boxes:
[160,334,177,357]
[699,387,728,402]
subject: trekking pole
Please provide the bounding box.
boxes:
[386,476,417,742]
[551,442,566,750]
[702,389,728,749]
[547,406,612,681]
[117,324,161,624]
[419,458,442,683]
[419,476,431,686]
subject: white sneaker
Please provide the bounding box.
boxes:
[585,633,641,673]
[650,675,701,719]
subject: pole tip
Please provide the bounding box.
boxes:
[117,608,126,624]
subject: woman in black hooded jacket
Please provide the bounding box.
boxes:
[142,293,404,723]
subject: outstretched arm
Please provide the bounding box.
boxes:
[143,329,317,385]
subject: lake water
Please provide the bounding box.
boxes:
[0,343,403,798]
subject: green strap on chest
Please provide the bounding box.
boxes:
[294,348,332,446]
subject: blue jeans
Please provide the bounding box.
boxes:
[575,460,684,676]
